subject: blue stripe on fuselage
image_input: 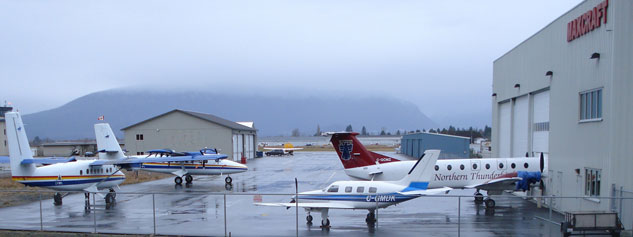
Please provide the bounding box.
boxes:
[140,164,247,171]
[299,193,415,203]
[20,177,125,187]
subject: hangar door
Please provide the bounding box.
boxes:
[245,134,254,159]
[232,134,241,161]
[512,96,529,157]
[498,101,512,157]
[532,90,550,154]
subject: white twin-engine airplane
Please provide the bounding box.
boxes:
[94,123,248,186]
[256,150,451,227]
[329,132,546,208]
[5,112,228,207]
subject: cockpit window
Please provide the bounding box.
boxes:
[327,185,339,193]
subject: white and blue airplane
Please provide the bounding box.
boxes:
[94,123,248,185]
[4,111,228,207]
[256,150,451,227]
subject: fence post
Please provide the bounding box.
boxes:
[457,196,461,237]
[39,191,43,231]
[152,193,156,235]
[548,196,552,221]
[93,193,97,233]
[224,193,227,237]
[295,178,298,237]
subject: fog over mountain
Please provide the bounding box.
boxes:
[21,87,437,140]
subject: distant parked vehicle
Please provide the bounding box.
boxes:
[84,152,95,157]
[265,149,285,156]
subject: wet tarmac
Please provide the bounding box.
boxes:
[0,152,565,236]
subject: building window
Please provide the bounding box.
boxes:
[585,168,601,196]
[136,134,144,141]
[580,89,602,121]
[3,140,5,147]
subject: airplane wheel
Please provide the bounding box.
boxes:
[321,218,330,227]
[365,212,376,223]
[474,192,484,203]
[105,193,115,204]
[185,175,193,184]
[54,193,63,206]
[225,176,233,184]
[306,215,313,224]
[485,198,496,209]
[174,176,183,185]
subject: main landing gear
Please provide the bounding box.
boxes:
[365,210,376,224]
[54,192,63,206]
[82,188,117,211]
[474,190,495,209]
[174,175,194,185]
[306,209,330,228]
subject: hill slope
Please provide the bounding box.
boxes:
[22,88,437,139]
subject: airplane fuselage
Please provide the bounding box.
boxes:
[138,159,247,176]
[12,160,125,191]
[297,180,420,210]
[345,157,543,189]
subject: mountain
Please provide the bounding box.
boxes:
[21,88,437,139]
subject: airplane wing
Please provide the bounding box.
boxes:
[465,177,522,190]
[88,154,228,166]
[398,187,452,196]
[255,202,354,209]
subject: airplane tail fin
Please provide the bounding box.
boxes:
[4,112,35,176]
[94,123,126,160]
[330,132,400,169]
[394,150,440,187]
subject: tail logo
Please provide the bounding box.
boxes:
[339,140,353,160]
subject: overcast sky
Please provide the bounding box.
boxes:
[0,0,582,128]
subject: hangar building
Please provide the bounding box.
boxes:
[401,133,470,159]
[492,0,632,227]
[122,109,257,161]
[0,106,13,156]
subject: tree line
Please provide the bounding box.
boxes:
[290,124,492,140]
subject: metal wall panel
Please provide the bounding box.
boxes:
[512,96,529,157]
[498,102,512,157]
[532,90,550,154]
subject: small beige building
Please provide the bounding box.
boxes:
[0,106,13,156]
[122,109,257,161]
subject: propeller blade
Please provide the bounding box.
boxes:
[540,153,545,173]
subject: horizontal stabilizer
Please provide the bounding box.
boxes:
[20,157,76,165]
[98,149,120,154]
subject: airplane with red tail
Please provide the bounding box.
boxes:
[329,132,547,208]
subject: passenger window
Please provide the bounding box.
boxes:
[345,186,352,193]
[327,185,339,193]
[86,169,89,174]
[524,163,529,168]
[460,164,465,170]
[369,187,377,193]
[511,163,516,169]
[357,187,365,193]
[434,165,439,171]
[80,170,83,175]
[499,163,504,169]
[485,164,490,170]
[472,163,478,170]
[447,165,452,171]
